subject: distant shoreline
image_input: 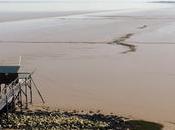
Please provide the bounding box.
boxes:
[150,1,175,4]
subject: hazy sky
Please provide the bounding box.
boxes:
[0,0,172,12]
[0,0,174,3]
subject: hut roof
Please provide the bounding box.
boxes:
[0,66,20,73]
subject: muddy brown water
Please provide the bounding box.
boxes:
[0,8,175,129]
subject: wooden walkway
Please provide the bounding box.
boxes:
[0,73,33,112]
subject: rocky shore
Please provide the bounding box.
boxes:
[0,108,163,130]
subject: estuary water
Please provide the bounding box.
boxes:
[1,1,175,130]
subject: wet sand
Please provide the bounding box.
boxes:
[0,6,175,129]
[0,11,102,23]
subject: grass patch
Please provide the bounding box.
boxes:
[127,120,163,130]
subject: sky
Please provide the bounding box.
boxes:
[0,0,142,2]
[0,0,173,12]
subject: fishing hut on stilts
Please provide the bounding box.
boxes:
[0,57,44,115]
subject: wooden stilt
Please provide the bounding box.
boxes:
[5,85,8,121]
[31,78,45,104]
[29,79,33,104]
[0,85,1,99]
[19,85,23,112]
[25,79,28,109]
[12,84,15,112]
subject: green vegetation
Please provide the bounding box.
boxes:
[0,110,128,130]
[127,120,163,130]
[0,108,163,130]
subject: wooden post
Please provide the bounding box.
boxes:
[5,85,8,121]
[25,78,28,109]
[12,84,15,112]
[29,77,33,104]
[19,85,23,112]
[0,84,1,99]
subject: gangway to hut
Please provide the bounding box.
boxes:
[0,63,44,112]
